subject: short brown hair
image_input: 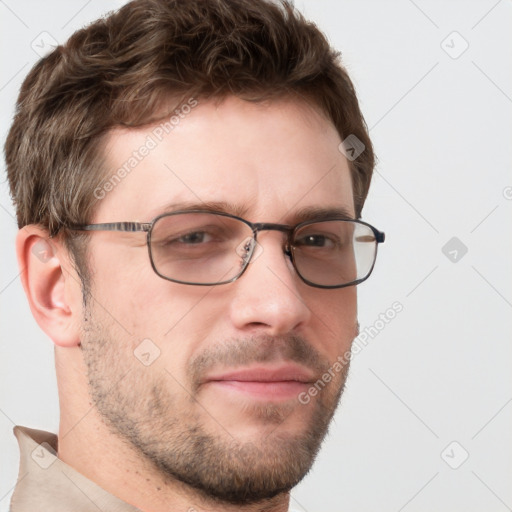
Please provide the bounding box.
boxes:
[5,0,374,241]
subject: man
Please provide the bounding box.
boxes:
[5,0,384,510]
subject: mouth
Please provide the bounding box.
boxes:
[202,364,317,401]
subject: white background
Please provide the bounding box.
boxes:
[1,1,511,511]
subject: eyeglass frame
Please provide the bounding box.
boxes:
[66,209,385,289]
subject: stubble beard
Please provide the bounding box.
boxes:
[80,302,351,505]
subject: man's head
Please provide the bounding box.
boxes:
[6,0,377,507]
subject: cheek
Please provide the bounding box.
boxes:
[112,283,229,371]
[309,287,357,356]
[89,244,227,346]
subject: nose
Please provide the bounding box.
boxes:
[228,233,312,336]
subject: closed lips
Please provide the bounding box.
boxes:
[203,365,317,384]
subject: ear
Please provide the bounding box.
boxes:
[16,225,82,348]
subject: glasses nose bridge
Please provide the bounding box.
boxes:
[251,222,293,255]
[252,222,292,235]
[252,222,293,240]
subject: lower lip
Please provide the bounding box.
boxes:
[207,380,310,400]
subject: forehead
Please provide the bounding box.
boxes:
[96,96,354,223]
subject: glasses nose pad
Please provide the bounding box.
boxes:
[236,236,257,268]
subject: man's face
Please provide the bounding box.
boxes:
[80,96,358,504]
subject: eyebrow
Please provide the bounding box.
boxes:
[148,201,355,223]
[290,205,356,223]
[149,200,249,219]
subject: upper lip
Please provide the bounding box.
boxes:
[204,364,317,384]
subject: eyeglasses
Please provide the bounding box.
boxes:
[68,210,385,289]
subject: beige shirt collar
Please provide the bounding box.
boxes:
[10,426,141,512]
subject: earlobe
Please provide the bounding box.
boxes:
[16,226,81,348]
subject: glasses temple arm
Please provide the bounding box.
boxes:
[67,222,152,232]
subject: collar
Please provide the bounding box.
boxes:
[10,426,141,512]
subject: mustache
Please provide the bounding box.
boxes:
[188,334,331,391]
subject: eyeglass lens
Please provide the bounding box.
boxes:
[149,212,377,287]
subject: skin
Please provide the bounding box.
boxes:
[17,96,358,512]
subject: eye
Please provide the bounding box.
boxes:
[295,234,336,248]
[176,231,212,244]
[157,229,220,249]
